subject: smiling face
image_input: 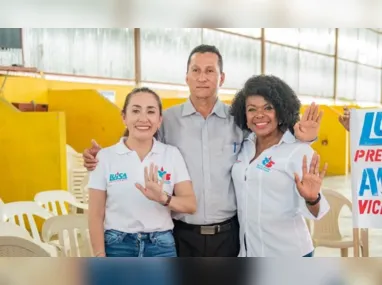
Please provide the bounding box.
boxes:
[246,95,279,137]
[122,91,162,141]
[186,52,225,100]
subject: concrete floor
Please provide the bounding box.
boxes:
[314,175,382,257]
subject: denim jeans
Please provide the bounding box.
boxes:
[104,229,177,257]
[303,250,314,257]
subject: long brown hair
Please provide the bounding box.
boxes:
[122,87,163,139]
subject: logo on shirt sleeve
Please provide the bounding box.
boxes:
[158,167,172,184]
[256,157,275,172]
[109,172,128,182]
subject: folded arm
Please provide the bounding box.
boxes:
[167,180,196,214]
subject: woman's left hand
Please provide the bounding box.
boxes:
[135,163,167,204]
[294,152,328,202]
[294,102,323,142]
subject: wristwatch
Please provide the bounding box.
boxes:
[305,193,321,206]
[163,192,172,206]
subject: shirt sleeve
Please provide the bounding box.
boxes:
[87,150,108,191]
[158,123,166,143]
[172,147,191,184]
[157,110,167,143]
[289,144,330,220]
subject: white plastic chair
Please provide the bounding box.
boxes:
[66,145,84,169]
[0,199,4,221]
[2,201,54,242]
[0,221,57,256]
[66,145,89,204]
[69,168,89,204]
[34,190,88,216]
[42,214,93,257]
[0,222,32,240]
[0,236,51,257]
[310,189,369,257]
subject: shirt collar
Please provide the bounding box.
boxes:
[246,130,296,145]
[181,97,227,119]
[115,137,162,155]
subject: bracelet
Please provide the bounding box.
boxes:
[305,193,321,206]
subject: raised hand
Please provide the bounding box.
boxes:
[83,139,102,171]
[135,163,167,204]
[294,152,328,202]
[338,106,350,132]
[294,102,323,142]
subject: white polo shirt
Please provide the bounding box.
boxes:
[232,130,330,257]
[87,138,191,233]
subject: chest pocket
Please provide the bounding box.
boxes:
[212,142,241,172]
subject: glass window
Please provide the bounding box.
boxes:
[23,28,135,79]
[202,29,261,89]
[299,28,335,55]
[298,51,334,97]
[140,28,202,84]
[358,29,379,66]
[265,28,299,47]
[215,28,261,38]
[265,43,299,92]
[0,48,22,66]
[355,65,381,102]
[378,34,382,68]
[337,28,359,61]
[336,60,357,101]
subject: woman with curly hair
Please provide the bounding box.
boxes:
[230,75,330,257]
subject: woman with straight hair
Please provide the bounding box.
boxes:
[88,87,196,257]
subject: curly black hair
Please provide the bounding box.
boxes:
[230,75,301,134]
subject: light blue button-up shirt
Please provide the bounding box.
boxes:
[159,98,244,225]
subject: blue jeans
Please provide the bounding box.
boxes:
[104,229,177,257]
[303,250,314,257]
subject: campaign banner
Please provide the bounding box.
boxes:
[351,109,382,228]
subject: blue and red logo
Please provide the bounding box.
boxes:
[262,157,275,168]
[158,167,172,184]
[256,157,275,172]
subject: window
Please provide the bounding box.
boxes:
[140,28,202,84]
[23,28,135,79]
[203,29,261,89]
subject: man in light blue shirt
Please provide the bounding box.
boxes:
[83,44,322,257]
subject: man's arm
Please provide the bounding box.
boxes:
[83,139,102,171]
[338,106,350,132]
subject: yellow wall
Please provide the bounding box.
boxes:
[48,80,134,110]
[329,104,360,172]
[0,75,48,103]
[0,98,67,203]
[161,98,188,109]
[1,74,135,106]
[48,90,125,153]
